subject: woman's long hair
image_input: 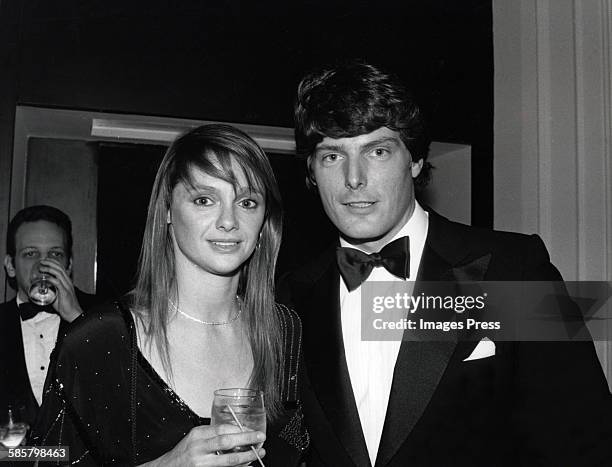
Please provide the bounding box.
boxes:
[130,124,284,419]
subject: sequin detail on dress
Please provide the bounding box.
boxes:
[279,403,310,452]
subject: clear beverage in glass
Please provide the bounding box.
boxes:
[28,260,57,306]
[0,407,29,448]
[211,388,266,453]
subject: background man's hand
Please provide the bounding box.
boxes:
[38,258,83,322]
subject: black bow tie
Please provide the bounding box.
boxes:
[336,236,410,292]
[18,302,55,321]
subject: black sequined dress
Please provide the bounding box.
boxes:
[31,300,308,466]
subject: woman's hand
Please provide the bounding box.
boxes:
[139,424,265,467]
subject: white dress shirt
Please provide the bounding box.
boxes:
[17,296,60,405]
[340,202,429,466]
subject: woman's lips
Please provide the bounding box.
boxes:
[208,240,241,251]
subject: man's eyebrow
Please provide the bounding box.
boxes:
[314,143,345,153]
[315,137,401,153]
[361,137,401,151]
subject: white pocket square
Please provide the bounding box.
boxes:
[463,337,496,361]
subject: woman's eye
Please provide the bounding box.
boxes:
[194,197,213,206]
[23,251,38,258]
[239,199,258,209]
[50,251,65,259]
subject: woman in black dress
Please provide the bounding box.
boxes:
[32,124,308,466]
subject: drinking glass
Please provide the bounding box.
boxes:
[211,388,266,453]
[0,407,29,448]
[28,260,57,306]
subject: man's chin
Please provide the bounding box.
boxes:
[339,228,390,246]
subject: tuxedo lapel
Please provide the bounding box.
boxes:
[1,300,30,393]
[0,300,39,422]
[376,211,491,466]
[376,244,457,466]
[299,251,371,466]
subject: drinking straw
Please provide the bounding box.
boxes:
[225,404,265,467]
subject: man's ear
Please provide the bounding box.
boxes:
[411,159,424,178]
[4,255,16,278]
[166,210,172,224]
[67,257,73,275]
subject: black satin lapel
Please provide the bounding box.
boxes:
[1,301,23,376]
[376,245,457,467]
[376,339,456,466]
[1,301,39,421]
[450,253,491,282]
[8,301,29,391]
[301,263,371,467]
[415,243,451,283]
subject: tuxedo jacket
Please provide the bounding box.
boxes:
[0,289,97,427]
[279,210,612,467]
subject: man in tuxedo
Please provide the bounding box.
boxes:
[0,205,96,428]
[281,60,612,466]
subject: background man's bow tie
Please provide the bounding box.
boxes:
[336,236,410,292]
[18,302,55,321]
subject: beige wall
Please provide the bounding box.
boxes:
[493,0,612,387]
[25,139,98,295]
[419,143,471,225]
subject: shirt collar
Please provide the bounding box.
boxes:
[16,294,57,323]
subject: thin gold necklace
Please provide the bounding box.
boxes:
[169,297,242,326]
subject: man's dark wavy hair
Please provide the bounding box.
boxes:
[6,205,73,259]
[294,59,432,189]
